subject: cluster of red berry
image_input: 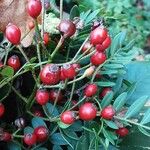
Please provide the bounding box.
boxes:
[0,0,129,146]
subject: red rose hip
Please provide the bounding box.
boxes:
[58,20,76,38]
[49,90,63,102]
[90,51,106,66]
[62,64,76,79]
[116,127,129,137]
[84,84,98,97]
[40,64,60,85]
[1,132,12,142]
[60,111,75,124]
[43,32,50,45]
[5,24,21,45]
[90,27,108,45]
[34,126,49,142]
[0,103,5,118]
[35,89,49,105]
[82,42,92,54]
[101,105,115,120]
[24,133,37,146]
[100,88,112,98]
[27,0,42,18]
[79,102,97,121]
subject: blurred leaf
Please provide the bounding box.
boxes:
[24,126,34,134]
[103,64,124,69]
[101,91,114,108]
[67,120,83,131]
[113,92,127,111]
[53,145,63,150]
[104,120,118,129]
[31,117,47,128]
[1,66,14,77]
[75,135,88,150]
[140,109,150,125]
[70,5,80,20]
[7,142,21,150]
[57,121,71,129]
[125,96,148,118]
[96,81,116,87]
[51,133,68,145]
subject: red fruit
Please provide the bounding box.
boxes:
[34,126,49,142]
[33,110,43,117]
[27,0,42,18]
[62,64,76,79]
[82,42,92,54]
[72,63,80,71]
[90,27,108,45]
[43,32,50,45]
[60,68,67,81]
[24,133,37,146]
[7,55,21,71]
[0,103,5,118]
[90,51,106,66]
[101,105,115,120]
[2,132,12,142]
[84,84,98,97]
[49,90,63,102]
[95,74,102,79]
[35,89,49,105]
[79,102,97,121]
[83,66,95,77]
[100,88,112,98]
[60,111,75,124]
[40,64,60,85]
[116,127,129,137]
[28,21,35,30]
[58,20,76,38]
[96,36,111,52]
[5,24,21,45]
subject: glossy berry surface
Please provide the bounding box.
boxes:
[100,88,112,98]
[34,126,49,142]
[40,64,60,85]
[49,90,63,102]
[27,0,42,18]
[116,127,129,137]
[79,102,97,121]
[58,20,76,38]
[7,55,21,71]
[90,27,108,46]
[96,36,111,52]
[35,89,49,105]
[5,24,21,45]
[0,103,5,118]
[60,111,75,124]
[62,64,76,79]
[43,32,49,45]
[90,51,106,66]
[101,106,115,120]
[84,84,98,97]
[24,133,37,146]
[82,42,92,54]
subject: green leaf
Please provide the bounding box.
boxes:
[122,40,135,51]
[103,64,124,69]
[57,121,71,129]
[140,109,150,125]
[113,92,127,111]
[104,120,118,129]
[80,10,91,21]
[138,126,150,137]
[96,81,116,87]
[51,133,68,145]
[35,148,48,150]
[75,135,88,150]
[101,70,118,75]
[24,126,34,134]
[44,103,59,117]
[7,142,21,150]
[53,145,63,150]
[101,91,114,108]
[1,66,14,77]
[110,31,126,56]
[85,9,100,24]
[67,120,83,131]
[125,96,148,118]
[70,5,80,20]
[31,117,47,128]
